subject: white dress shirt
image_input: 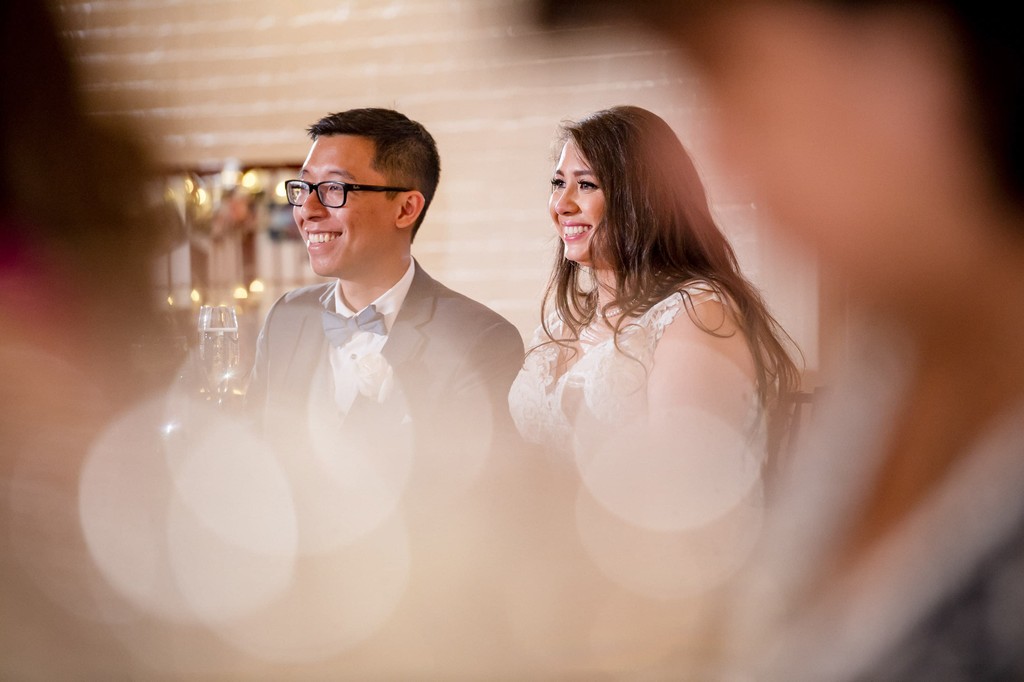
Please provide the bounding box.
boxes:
[327,261,415,414]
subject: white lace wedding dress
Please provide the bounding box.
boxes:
[509,281,765,457]
[507,280,769,600]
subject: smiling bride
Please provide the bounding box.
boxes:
[508,105,801,604]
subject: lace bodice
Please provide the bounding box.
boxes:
[509,282,761,456]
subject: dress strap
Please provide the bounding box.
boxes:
[639,280,724,343]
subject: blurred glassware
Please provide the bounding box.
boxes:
[197,304,240,405]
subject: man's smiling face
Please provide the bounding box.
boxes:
[293,134,405,282]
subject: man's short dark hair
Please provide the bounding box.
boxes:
[307,108,441,240]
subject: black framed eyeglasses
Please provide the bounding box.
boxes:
[284,179,411,208]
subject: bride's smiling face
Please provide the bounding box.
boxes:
[550,141,606,268]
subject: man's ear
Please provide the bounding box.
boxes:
[394,191,426,230]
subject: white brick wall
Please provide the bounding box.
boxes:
[55,0,818,373]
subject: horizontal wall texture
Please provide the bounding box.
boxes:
[55,0,818,370]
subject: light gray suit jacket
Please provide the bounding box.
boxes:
[245,261,525,470]
[241,262,529,661]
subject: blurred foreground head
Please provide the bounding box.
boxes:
[1,0,171,394]
[534,0,1024,317]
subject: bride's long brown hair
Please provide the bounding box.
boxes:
[540,106,801,434]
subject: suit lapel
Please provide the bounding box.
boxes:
[278,285,333,404]
[381,262,435,370]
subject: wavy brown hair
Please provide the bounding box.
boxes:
[540,106,801,435]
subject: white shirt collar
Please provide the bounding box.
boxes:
[332,260,415,333]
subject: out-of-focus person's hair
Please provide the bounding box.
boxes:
[540,105,801,429]
[306,108,441,239]
[0,0,172,396]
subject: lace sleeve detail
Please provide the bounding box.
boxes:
[636,281,722,351]
[527,310,562,348]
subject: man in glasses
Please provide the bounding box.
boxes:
[242,108,526,669]
[246,105,524,506]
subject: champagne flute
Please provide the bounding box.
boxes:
[197,304,240,404]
